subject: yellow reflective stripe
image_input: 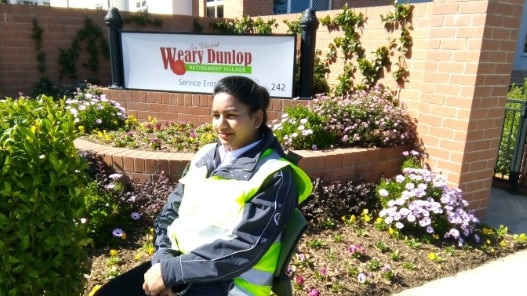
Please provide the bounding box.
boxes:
[233,278,271,296]
[251,242,281,272]
[289,163,313,203]
[260,149,313,204]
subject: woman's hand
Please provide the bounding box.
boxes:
[159,288,177,296]
[142,263,166,295]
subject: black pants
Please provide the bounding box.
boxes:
[93,261,231,296]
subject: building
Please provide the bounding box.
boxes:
[9,0,386,17]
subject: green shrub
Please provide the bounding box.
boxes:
[0,96,91,295]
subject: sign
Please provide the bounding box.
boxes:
[121,32,296,98]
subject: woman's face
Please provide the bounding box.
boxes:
[211,92,263,151]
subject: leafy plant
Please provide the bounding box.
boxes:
[376,151,481,246]
[132,170,177,220]
[210,15,278,34]
[272,85,417,151]
[58,17,109,81]
[123,12,163,27]
[79,150,138,248]
[319,2,413,93]
[0,95,90,295]
[86,116,216,153]
[65,84,128,134]
[301,178,379,226]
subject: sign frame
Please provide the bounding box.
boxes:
[120,31,297,98]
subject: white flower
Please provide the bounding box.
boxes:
[379,189,389,197]
[109,173,122,180]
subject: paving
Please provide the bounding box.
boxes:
[393,186,527,296]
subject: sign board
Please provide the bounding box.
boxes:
[121,32,296,98]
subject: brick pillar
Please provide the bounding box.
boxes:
[418,0,523,217]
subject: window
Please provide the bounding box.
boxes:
[274,0,330,15]
[135,0,148,12]
[207,0,223,18]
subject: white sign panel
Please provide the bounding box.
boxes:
[121,32,296,98]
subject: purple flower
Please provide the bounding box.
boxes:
[131,212,141,220]
[286,265,293,276]
[357,272,367,283]
[297,253,306,261]
[112,228,124,237]
[348,244,366,257]
[307,288,320,296]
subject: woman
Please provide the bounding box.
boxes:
[95,76,312,296]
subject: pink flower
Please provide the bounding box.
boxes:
[307,288,320,296]
[295,274,305,287]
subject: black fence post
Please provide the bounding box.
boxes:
[509,102,527,194]
[298,9,319,99]
[105,7,124,89]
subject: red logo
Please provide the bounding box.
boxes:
[170,59,186,75]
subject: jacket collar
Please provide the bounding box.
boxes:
[195,126,286,181]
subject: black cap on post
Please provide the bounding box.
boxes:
[105,7,124,89]
[298,9,319,99]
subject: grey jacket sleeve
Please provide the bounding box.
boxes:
[159,166,299,286]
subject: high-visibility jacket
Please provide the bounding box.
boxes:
[166,145,312,295]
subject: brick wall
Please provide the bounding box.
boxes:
[223,0,273,18]
[414,0,522,214]
[74,138,408,185]
[102,88,309,124]
[0,4,216,98]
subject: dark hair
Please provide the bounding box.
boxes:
[213,76,270,130]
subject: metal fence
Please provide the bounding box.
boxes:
[494,98,527,193]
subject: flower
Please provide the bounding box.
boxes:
[295,274,305,286]
[357,272,367,284]
[131,212,141,220]
[108,173,122,180]
[377,152,480,245]
[307,288,320,296]
[271,86,417,150]
[109,249,118,256]
[379,188,389,197]
[112,228,124,238]
[348,243,366,258]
